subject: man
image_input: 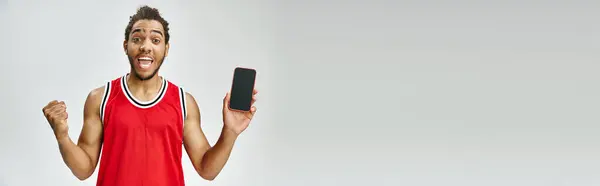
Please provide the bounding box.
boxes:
[41,5,258,186]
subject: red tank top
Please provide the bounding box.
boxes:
[96,74,187,186]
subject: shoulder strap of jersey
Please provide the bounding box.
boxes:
[99,81,112,124]
[178,87,187,123]
[100,77,123,124]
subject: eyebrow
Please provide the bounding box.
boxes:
[151,30,164,37]
[131,28,164,37]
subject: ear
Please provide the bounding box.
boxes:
[123,40,128,53]
[165,43,170,57]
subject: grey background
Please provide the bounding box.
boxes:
[1,0,599,185]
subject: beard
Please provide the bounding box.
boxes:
[127,54,165,81]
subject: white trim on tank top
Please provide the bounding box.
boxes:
[120,74,168,109]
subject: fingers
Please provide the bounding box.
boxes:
[43,100,59,113]
[244,106,257,119]
[250,88,258,104]
[43,101,68,122]
[250,89,258,111]
[251,95,257,105]
[46,100,59,107]
[44,100,63,110]
[50,104,67,119]
[62,111,69,120]
[54,110,68,121]
[45,101,65,115]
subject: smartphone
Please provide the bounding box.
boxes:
[229,67,256,112]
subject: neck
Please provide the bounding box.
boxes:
[126,72,162,94]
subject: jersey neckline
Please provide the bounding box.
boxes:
[120,73,168,109]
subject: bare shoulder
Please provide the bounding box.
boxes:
[184,92,197,105]
[84,85,107,114]
[184,91,200,115]
[169,81,199,112]
[89,86,106,99]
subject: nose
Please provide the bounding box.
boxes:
[139,39,152,53]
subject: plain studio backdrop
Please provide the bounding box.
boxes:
[1,0,600,185]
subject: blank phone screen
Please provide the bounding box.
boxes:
[229,67,256,111]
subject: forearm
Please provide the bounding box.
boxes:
[56,135,94,180]
[198,127,238,180]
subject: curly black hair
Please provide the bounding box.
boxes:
[124,5,170,44]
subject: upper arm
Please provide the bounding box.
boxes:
[182,92,211,169]
[76,86,105,170]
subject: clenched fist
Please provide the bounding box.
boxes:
[43,100,69,140]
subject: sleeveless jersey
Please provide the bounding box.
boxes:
[96,74,187,186]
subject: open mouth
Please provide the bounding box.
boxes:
[137,56,154,69]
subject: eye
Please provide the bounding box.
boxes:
[153,38,161,44]
[132,37,141,43]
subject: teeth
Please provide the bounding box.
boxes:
[138,56,152,69]
[138,57,152,61]
[137,56,152,69]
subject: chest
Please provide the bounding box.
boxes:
[104,101,183,133]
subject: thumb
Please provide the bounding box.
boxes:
[223,92,231,109]
[223,92,230,103]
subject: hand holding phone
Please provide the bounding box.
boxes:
[228,67,257,112]
[222,67,257,135]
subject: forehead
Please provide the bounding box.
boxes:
[131,19,164,34]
